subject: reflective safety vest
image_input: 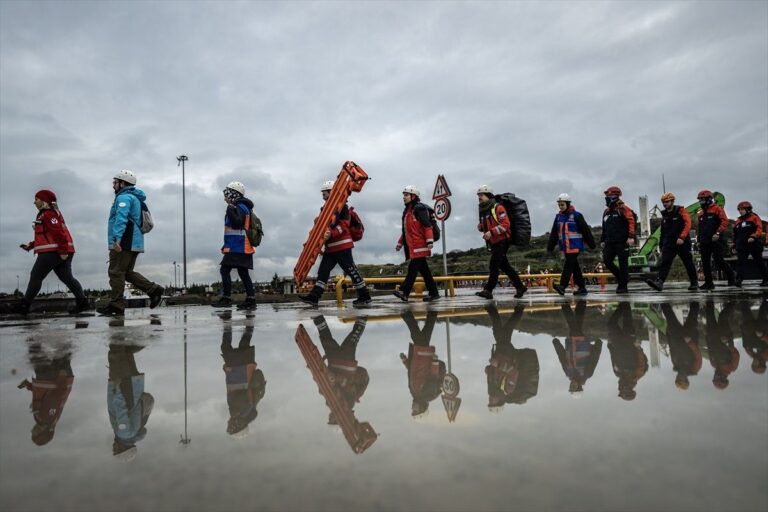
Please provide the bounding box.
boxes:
[222,204,255,255]
[556,209,584,254]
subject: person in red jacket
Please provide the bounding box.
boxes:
[475,185,527,299]
[15,190,89,315]
[661,302,702,390]
[696,190,736,289]
[732,201,768,287]
[393,185,440,302]
[400,310,445,417]
[646,192,698,291]
[740,298,767,374]
[299,180,371,306]
[704,299,738,389]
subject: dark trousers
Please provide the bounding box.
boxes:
[311,249,366,297]
[700,242,735,284]
[602,242,629,287]
[401,258,439,297]
[25,252,85,302]
[402,310,438,346]
[657,242,698,283]
[108,250,158,310]
[316,315,367,359]
[486,241,524,291]
[736,243,768,280]
[560,253,586,289]
[220,265,255,298]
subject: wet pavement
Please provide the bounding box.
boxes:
[1,285,767,512]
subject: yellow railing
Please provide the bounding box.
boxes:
[334,273,613,306]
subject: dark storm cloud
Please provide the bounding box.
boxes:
[1,0,766,290]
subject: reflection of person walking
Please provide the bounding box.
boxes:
[662,302,702,390]
[607,303,647,401]
[98,170,163,316]
[740,298,768,374]
[732,201,768,287]
[107,343,153,461]
[547,194,596,296]
[645,192,698,292]
[475,185,527,300]
[553,302,602,396]
[696,190,736,290]
[704,300,739,390]
[400,310,444,417]
[221,325,266,437]
[15,189,89,315]
[393,186,440,303]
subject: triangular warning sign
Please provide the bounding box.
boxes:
[432,174,452,199]
[441,394,461,423]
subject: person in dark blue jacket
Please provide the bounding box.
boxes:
[547,193,596,296]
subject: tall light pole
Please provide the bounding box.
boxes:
[173,261,177,290]
[177,155,188,289]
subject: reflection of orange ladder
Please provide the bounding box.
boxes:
[293,161,370,286]
[294,325,377,454]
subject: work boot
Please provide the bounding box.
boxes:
[514,285,528,299]
[211,297,233,308]
[760,279,768,287]
[475,289,493,299]
[573,287,588,296]
[236,297,257,310]
[616,285,629,294]
[733,279,743,288]
[298,294,319,307]
[149,287,164,309]
[392,290,409,302]
[68,298,91,315]
[699,282,715,291]
[687,282,699,291]
[645,278,663,291]
[97,304,124,317]
[13,298,31,316]
[422,294,440,303]
[553,284,566,296]
[353,288,372,307]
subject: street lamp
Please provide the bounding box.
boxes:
[177,155,189,289]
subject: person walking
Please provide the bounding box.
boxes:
[696,190,736,290]
[475,185,527,300]
[645,192,698,292]
[98,170,163,316]
[546,193,596,296]
[393,186,440,302]
[299,180,371,307]
[732,201,768,287]
[211,181,258,310]
[16,189,89,315]
[600,186,636,293]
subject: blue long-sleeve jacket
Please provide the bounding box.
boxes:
[108,186,146,252]
[107,374,148,444]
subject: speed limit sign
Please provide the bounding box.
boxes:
[433,197,451,221]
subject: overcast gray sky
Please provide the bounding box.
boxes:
[1,0,766,292]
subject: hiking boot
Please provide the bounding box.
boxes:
[616,285,629,294]
[422,294,440,303]
[687,283,699,291]
[645,279,663,291]
[475,289,493,299]
[699,282,715,291]
[298,294,319,307]
[733,279,743,288]
[573,287,588,296]
[760,279,768,287]
[97,304,124,317]
[236,298,257,310]
[514,285,528,299]
[553,284,566,296]
[211,297,233,308]
[393,291,409,302]
[149,287,164,309]
[13,298,31,316]
[68,298,91,315]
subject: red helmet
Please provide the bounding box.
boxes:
[737,201,752,210]
[604,186,622,196]
[697,190,714,199]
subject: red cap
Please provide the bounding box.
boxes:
[35,190,57,204]
[697,190,713,199]
[737,201,752,210]
[604,186,622,196]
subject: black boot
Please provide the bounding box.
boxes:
[392,290,409,302]
[475,289,493,299]
[645,278,663,291]
[514,285,528,299]
[298,294,320,306]
[687,282,699,291]
[13,298,31,316]
[211,296,233,308]
[553,284,566,296]
[68,298,91,315]
[236,297,257,310]
[353,287,372,307]
[149,287,164,309]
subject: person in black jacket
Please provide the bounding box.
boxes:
[661,302,702,390]
[600,186,636,293]
[740,296,767,374]
[221,324,266,437]
[552,302,602,396]
[607,302,647,400]
[646,192,698,292]
[547,194,596,296]
[704,299,739,390]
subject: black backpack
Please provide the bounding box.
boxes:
[413,203,440,242]
[494,193,531,246]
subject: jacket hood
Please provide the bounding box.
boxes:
[236,197,254,210]
[118,186,146,202]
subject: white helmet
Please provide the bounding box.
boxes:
[321,180,335,192]
[477,185,493,195]
[403,185,420,197]
[114,169,137,185]
[225,181,245,195]
[558,193,572,202]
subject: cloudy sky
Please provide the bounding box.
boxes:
[1,0,766,292]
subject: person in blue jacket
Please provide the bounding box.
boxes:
[547,193,596,296]
[98,170,163,316]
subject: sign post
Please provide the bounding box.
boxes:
[432,174,452,297]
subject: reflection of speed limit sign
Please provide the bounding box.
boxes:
[442,373,460,397]
[433,197,451,221]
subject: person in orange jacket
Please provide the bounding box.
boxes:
[696,190,736,289]
[732,201,768,287]
[17,340,75,446]
[740,297,767,374]
[221,324,266,437]
[15,189,89,315]
[661,302,702,390]
[394,186,440,302]
[607,302,647,400]
[704,299,739,389]
[475,185,527,300]
[646,192,698,291]
[400,310,445,417]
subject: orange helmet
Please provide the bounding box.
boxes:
[737,201,752,210]
[604,186,622,196]
[697,190,713,200]
[661,192,676,203]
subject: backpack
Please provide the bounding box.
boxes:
[139,201,154,234]
[493,193,531,246]
[627,206,639,243]
[422,205,441,242]
[246,209,264,248]
[349,207,365,242]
